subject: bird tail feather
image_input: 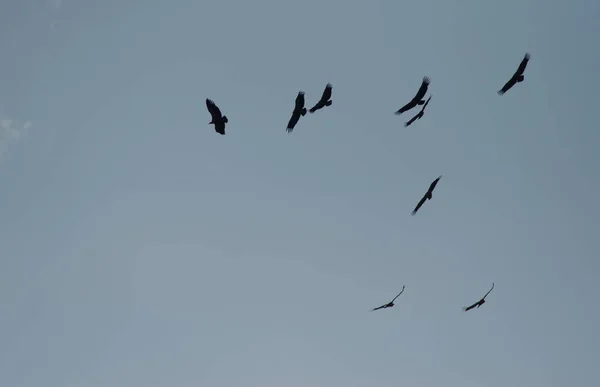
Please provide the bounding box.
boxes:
[222,116,228,123]
[325,100,332,106]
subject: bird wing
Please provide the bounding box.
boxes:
[413,76,431,102]
[214,121,225,135]
[391,286,406,302]
[320,83,332,102]
[404,112,420,127]
[463,302,478,312]
[427,175,443,193]
[372,304,386,311]
[395,101,417,115]
[309,100,324,113]
[516,53,531,75]
[481,283,495,299]
[295,92,306,110]
[411,195,427,215]
[421,95,432,111]
[287,112,300,132]
[206,99,222,119]
[498,76,517,95]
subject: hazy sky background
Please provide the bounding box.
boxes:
[1,1,599,387]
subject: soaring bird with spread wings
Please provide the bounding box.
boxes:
[498,53,531,95]
[287,92,307,133]
[411,175,443,215]
[405,95,432,127]
[395,77,431,115]
[371,286,406,311]
[309,83,333,113]
[206,99,228,135]
[463,283,495,312]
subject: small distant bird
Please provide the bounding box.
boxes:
[309,83,333,113]
[371,286,406,311]
[411,175,443,216]
[463,283,495,312]
[395,77,431,115]
[498,53,531,95]
[405,95,432,127]
[287,92,307,133]
[206,99,228,135]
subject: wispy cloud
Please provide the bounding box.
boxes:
[0,107,32,159]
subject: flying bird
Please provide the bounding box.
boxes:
[395,77,431,115]
[463,283,495,312]
[206,99,228,135]
[411,175,443,216]
[497,53,531,95]
[309,83,333,113]
[405,95,432,127]
[286,92,307,133]
[371,286,406,311]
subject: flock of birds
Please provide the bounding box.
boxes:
[205,52,532,313]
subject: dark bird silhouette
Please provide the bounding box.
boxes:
[395,77,431,115]
[405,95,432,127]
[463,283,495,312]
[371,286,405,311]
[286,92,307,133]
[498,53,531,95]
[206,99,228,135]
[411,175,443,216]
[309,83,333,113]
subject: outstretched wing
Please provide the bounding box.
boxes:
[498,76,517,95]
[516,53,531,76]
[295,92,305,111]
[371,304,386,312]
[206,99,222,120]
[404,112,420,127]
[421,95,432,111]
[413,76,431,102]
[309,100,324,113]
[463,302,478,312]
[481,283,495,299]
[411,196,427,215]
[391,286,406,302]
[214,122,225,135]
[427,175,443,193]
[287,112,300,132]
[395,100,417,115]
[320,83,332,102]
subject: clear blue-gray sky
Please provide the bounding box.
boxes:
[1,1,599,386]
